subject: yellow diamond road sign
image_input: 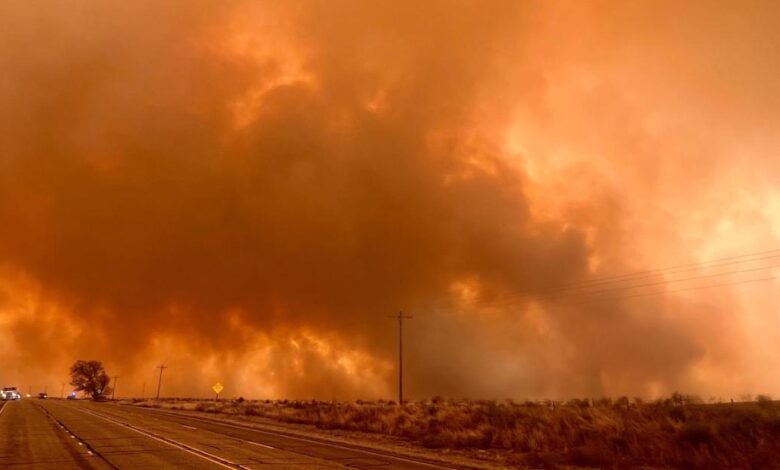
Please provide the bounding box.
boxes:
[212,382,223,394]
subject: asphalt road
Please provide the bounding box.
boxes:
[0,399,459,469]
[0,400,108,469]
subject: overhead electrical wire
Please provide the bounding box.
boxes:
[424,247,780,312]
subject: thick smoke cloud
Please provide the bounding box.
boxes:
[1,1,779,399]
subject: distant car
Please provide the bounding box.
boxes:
[67,392,77,400]
[37,392,47,399]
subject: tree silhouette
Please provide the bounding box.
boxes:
[70,360,111,400]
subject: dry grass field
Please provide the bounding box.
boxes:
[131,395,780,468]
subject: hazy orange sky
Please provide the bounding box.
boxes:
[1,0,780,400]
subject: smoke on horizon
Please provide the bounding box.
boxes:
[1,0,780,400]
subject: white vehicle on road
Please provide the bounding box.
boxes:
[2,387,21,400]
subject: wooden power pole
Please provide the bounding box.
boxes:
[388,311,412,405]
[156,365,167,400]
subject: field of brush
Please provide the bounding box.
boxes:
[127,395,780,468]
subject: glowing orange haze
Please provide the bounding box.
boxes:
[1,1,779,400]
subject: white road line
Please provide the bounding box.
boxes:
[249,441,276,450]
[92,407,279,451]
[127,407,457,469]
[73,407,246,469]
[0,401,7,418]
[33,401,115,467]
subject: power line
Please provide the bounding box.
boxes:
[568,274,780,306]
[567,262,780,296]
[531,253,780,298]
[521,262,780,305]
[548,248,780,289]
[430,249,780,311]
[435,273,780,314]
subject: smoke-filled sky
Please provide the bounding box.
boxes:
[1,0,780,400]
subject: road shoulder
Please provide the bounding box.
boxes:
[116,403,510,469]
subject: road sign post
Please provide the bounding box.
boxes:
[212,382,223,413]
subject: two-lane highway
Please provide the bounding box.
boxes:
[40,400,343,469]
[0,399,462,469]
[0,400,108,469]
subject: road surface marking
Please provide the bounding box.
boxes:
[74,406,248,470]
[126,406,458,469]
[250,441,276,450]
[0,401,7,418]
[92,406,282,453]
[32,401,119,469]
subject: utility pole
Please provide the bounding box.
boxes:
[141,382,146,400]
[156,365,167,400]
[111,376,119,400]
[387,311,412,405]
[61,383,65,399]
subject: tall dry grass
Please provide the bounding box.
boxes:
[135,395,780,468]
